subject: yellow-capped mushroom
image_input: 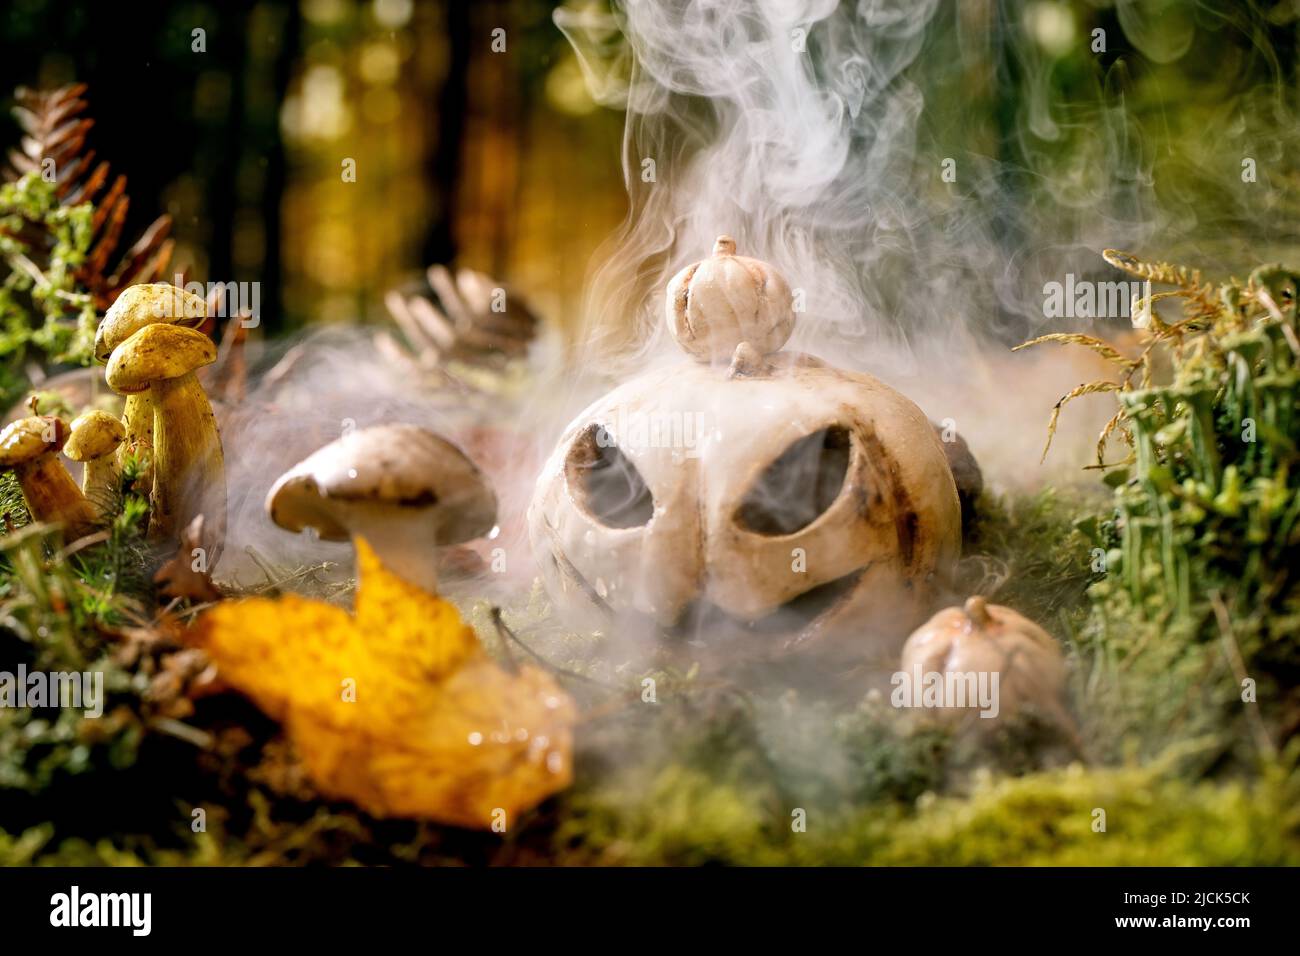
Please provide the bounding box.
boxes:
[64,410,127,519]
[0,414,97,538]
[106,323,225,558]
[95,283,207,363]
[95,283,207,491]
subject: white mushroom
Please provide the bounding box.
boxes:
[265,424,498,592]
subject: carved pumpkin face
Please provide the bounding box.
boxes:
[527,351,961,664]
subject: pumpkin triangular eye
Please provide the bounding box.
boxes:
[566,425,655,528]
[735,426,851,535]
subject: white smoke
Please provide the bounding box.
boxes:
[554,0,1145,487]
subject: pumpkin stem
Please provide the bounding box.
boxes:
[712,235,736,256]
[727,341,769,378]
[963,595,992,626]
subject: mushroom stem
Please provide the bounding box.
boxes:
[348,514,441,593]
[15,455,97,538]
[150,372,226,560]
[82,457,121,517]
[119,393,155,489]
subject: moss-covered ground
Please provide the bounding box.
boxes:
[1,486,1295,867]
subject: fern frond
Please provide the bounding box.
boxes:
[1014,333,1133,368]
[1102,249,1204,291]
[6,84,174,313]
[1042,381,1123,463]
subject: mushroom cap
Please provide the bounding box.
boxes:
[266,424,497,544]
[95,283,207,363]
[105,324,217,394]
[64,410,127,461]
[0,415,68,465]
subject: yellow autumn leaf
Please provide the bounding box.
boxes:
[187,537,576,829]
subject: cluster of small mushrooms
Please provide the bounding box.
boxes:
[1,283,224,555]
[0,281,497,597]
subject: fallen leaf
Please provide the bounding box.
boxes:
[154,515,222,603]
[186,537,575,829]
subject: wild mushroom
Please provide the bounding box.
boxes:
[0,414,97,538]
[105,323,225,556]
[266,423,497,593]
[95,283,207,487]
[64,410,126,518]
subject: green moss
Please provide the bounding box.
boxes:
[558,766,779,866]
[870,755,1300,865]
[0,470,28,530]
[545,748,1300,866]
[0,171,98,402]
[959,487,1098,634]
[6,748,1296,867]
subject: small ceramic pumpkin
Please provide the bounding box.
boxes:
[528,237,962,663]
[899,596,1071,728]
[666,235,795,364]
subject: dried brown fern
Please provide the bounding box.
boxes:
[1040,381,1123,463]
[6,83,174,311]
[1102,247,1221,326]
[1095,408,1132,467]
[1101,248,1205,292]
[1019,250,1237,465]
[1014,332,1135,367]
[1022,251,1300,468]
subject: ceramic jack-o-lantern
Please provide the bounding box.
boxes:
[528,236,962,665]
[899,596,1072,732]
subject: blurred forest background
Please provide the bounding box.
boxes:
[0,0,626,337]
[1,0,1297,342]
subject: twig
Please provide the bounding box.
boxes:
[11,253,85,303]
[243,546,283,589]
[146,716,214,749]
[489,606,612,689]
[1209,590,1278,759]
[540,514,615,620]
[52,528,111,563]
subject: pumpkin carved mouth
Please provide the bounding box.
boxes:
[554,419,874,653]
[662,565,867,647]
